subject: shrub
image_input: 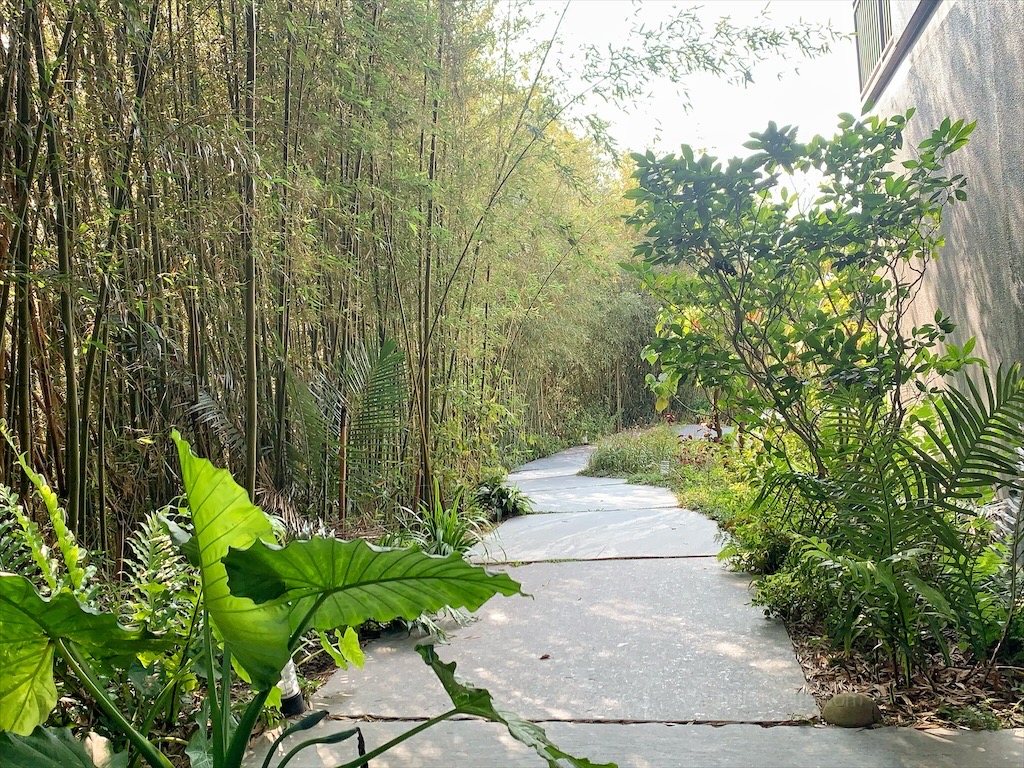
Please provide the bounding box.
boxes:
[390,480,490,557]
[750,567,827,624]
[670,449,754,527]
[475,477,534,522]
[628,112,1024,681]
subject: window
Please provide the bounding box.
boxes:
[854,0,893,91]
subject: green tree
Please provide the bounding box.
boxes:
[628,111,975,467]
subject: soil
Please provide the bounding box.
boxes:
[298,647,344,687]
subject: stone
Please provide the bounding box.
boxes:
[822,692,884,728]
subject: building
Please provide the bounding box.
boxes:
[854,0,1024,368]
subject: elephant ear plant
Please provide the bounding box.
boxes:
[0,432,611,768]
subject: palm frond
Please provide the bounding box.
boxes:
[188,386,246,459]
[916,365,1024,500]
[340,338,410,511]
[284,365,331,484]
[343,338,407,428]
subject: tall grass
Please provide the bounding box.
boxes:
[582,424,680,477]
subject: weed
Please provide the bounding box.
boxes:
[937,703,1002,731]
[625,471,671,487]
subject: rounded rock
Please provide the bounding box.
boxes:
[821,692,883,728]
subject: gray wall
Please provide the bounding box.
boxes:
[889,0,925,35]
[871,0,1024,368]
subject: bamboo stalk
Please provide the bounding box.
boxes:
[78,0,161,528]
[241,0,258,496]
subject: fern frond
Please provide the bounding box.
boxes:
[916,365,1024,499]
[122,508,198,633]
[0,487,39,580]
[0,485,57,592]
[15,453,94,596]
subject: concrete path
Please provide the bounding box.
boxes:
[249,446,1024,768]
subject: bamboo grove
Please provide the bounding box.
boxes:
[1,0,834,566]
[0,0,663,563]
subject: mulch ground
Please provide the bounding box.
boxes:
[788,621,1024,729]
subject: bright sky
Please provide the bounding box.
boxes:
[531,0,861,158]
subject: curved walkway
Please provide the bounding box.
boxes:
[250,446,1024,767]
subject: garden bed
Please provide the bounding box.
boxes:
[790,621,1024,729]
[584,425,1024,731]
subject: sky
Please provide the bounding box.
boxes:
[527,0,861,158]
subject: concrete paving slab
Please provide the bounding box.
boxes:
[524,482,679,513]
[507,475,627,494]
[249,720,1024,768]
[249,443,1022,768]
[313,559,815,722]
[506,445,595,481]
[470,506,721,563]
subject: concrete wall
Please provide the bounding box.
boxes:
[889,0,924,35]
[869,0,1024,368]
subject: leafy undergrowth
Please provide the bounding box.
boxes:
[580,424,680,477]
[664,443,754,527]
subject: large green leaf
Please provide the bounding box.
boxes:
[0,575,161,734]
[172,431,291,690]
[0,727,128,768]
[418,646,615,768]
[222,538,520,633]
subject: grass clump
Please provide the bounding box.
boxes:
[937,704,1003,731]
[583,425,753,526]
[582,424,680,477]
